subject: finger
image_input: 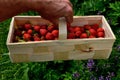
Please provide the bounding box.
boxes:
[65,6,73,23]
[48,18,59,26]
[65,0,73,7]
[65,15,73,23]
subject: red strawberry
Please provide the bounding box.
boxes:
[23,33,31,41]
[45,32,54,40]
[41,36,46,40]
[68,27,74,33]
[27,29,32,34]
[14,29,22,36]
[80,27,85,33]
[47,25,54,32]
[40,25,47,29]
[84,25,91,30]
[67,33,75,39]
[33,36,41,41]
[34,25,40,32]
[92,24,99,30]
[89,29,97,36]
[97,32,105,37]
[97,27,104,32]
[89,35,96,38]
[53,25,58,30]
[75,31,82,37]
[24,23,31,30]
[80,33,88,38]
[52,30,59,37]
[33,33,40,37]
[74,26,81,32]
[40,29,47,36]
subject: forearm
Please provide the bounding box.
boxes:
[0,0,37,21]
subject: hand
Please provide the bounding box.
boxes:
[32,0,73,25]
[0,0,73,25]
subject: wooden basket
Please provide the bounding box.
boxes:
[6,16,116,63]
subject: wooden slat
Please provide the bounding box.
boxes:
[102,16,116,39]
[93,49,112,59]
[30,52,54,62]
[69,50,95,60]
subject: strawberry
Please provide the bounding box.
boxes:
[40,25,47,29]
[75,31,82,37]
[34,25,40,32]
[89,29,97,36]
[33,36,41,41]
[39,29,47,36]
[24,23,31,30]
[80,27,85,33]
[41,36,46,40]
[14,29,22,36]
[51,30,59,37]
[23,33,31,41]
[33,33,41,41]
[53,24,58,30]
[67,33,75,39]
[80,33,88,38]
[47,25,54,32]
[97,32,105,37]
[33,33,40,37]
[92,24,99,30]
[45,32,54,40]
[89,35,96,38]
[68,27,74,33]
[97,27,104,32]
[27,29,32,34]
[84,25,91,30]
[74,26,81,32]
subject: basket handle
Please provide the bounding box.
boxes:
[58,17,67,40]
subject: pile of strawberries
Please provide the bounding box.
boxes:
[67,23,105,39]
[13,22,105,42]
[13,23,59,42]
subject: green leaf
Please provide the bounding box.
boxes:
[22,67,29,80]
